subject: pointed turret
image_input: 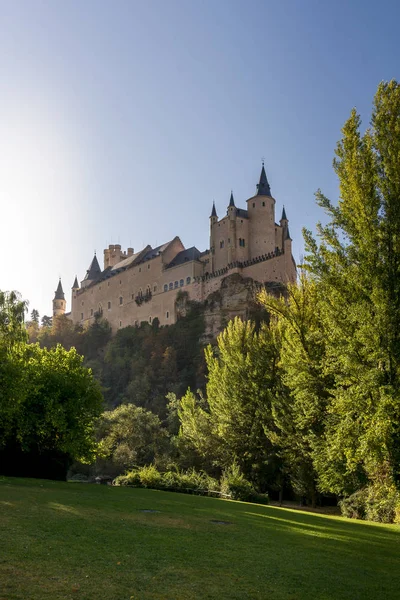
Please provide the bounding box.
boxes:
[281,206,287,221]
[284,225,292,240]
[228,191,235,207]
[72,276,79,290]
[53,278,66,317]
[210,201,217,218]
[84,253,101,282]
[54,278,65,300]
[256,163,271,196]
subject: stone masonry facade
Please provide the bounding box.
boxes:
[53,165,296,330]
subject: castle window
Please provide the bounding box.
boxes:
[220,240,224,249]
[149,316,152,323]
[166,311,169,319]
[239,238,246,247]
[91,309,93,316]
[174,281,179,289]
[169,282,173,290]
[228,238,230,244]
[139,267,141,272]
[81,313,83,320]
[81,301,84,306]
[98,304,103,315]
[164,284,168,292]
[179,279,184,287]
[262,201,265,206]
[119,321,122,327]
[120,280,122,284]
[119,296,123,305]
[153,285,157,292]
[147,264,150,269]
[253,203,255,208]
[107,282,110,287]
[108,301,111,310]
[186,276,191,284]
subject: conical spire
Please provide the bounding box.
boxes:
[84,254,101,282]
[284,225,291,240]
[228,191,235,207]
[210,201,217,218]
[256,162,271,196]
[281,206,287,221]
[54,278,65,300]
[72,276,79,289]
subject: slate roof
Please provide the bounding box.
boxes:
[229,192,235,207]
[54,279,65,300]
[281,206,287,220]
[139,241,171,263]
[84,254,102,282]
[72,276,79,289]
[256,164,271,196]
[165,247,201,269]
[211,202,217,217]
[236,208,249,219]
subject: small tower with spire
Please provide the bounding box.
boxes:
[81,253,102,288]
[53,278,66,317]
[227,191,237,264]
[209,201,218,271]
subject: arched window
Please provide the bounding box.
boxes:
[107,301,111,310]
[98,304,103,315]
[169,282,173,290]
[179,279,184,287]
[119,296,123,305]
[164,284,168,292]
[166,311,169,319]
[174,281,179,289]
[220,240,224,249]
[186,276,191,285]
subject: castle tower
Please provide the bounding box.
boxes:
[227,192,237,264]
[209,201,218,271]
[279,206,289,249]
[53,279,66,317]
[247,163,276,258]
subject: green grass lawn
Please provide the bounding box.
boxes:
[1,478,399,600]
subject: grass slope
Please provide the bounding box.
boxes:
[1,478,399,600]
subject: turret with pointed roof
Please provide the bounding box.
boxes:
[54,278,65,300]
[281,206,287,221]
[228,191,235,207]
[210,201,217,218]
[82,253,101,286]
[53,278,66,317]
[256,163,271,196]
[72,276,79,290]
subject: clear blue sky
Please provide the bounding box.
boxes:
[1,0,399,317]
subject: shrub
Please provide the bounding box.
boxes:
[113,470,142,487]
[339,484,400,523]
[365,483,399,524]
[138,464,163,489]
[220,463,268,504]
[339,489,368,520]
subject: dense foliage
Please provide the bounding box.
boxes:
[0,292,103,480]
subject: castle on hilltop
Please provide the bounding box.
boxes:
[53,164,296,330]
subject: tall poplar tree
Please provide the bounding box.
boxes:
[302,80,400,495]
